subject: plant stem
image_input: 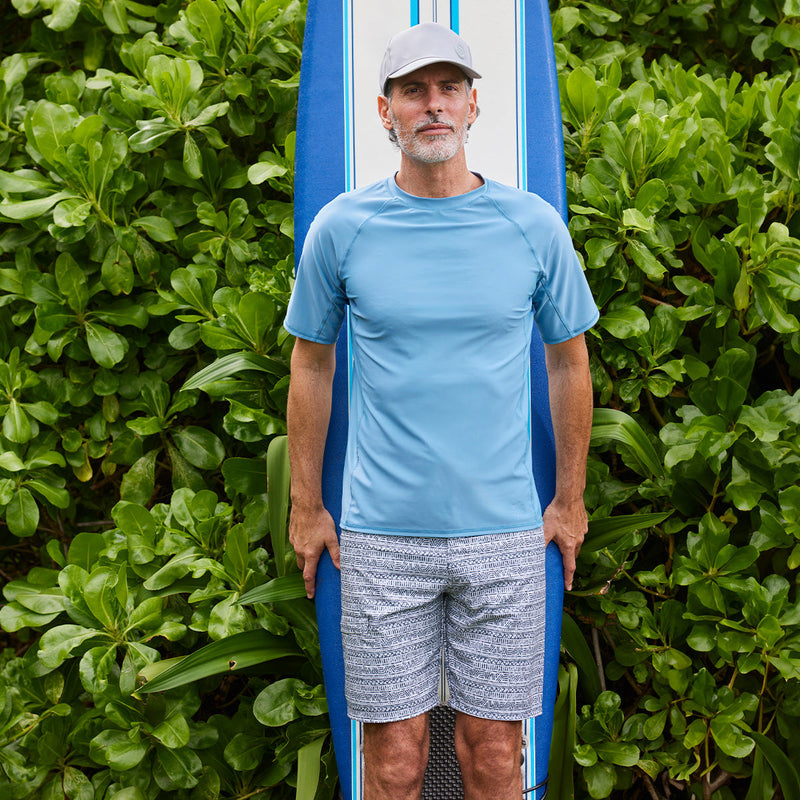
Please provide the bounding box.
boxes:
[591,626,607,692]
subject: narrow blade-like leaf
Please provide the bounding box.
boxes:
[181,352,284,391]
[590,408,663,477]
[138,630,300,693]
[267,436,291,576]
[583,512,672,553]
[237,574,306,605]
[561,613,602,702]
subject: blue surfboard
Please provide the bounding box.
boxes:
[294,2,566,797]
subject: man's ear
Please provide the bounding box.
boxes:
[467,87,478,125]
[377,94,392,130]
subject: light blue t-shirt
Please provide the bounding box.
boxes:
[285,176,598,537]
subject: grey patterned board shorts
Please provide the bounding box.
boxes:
[340,527,546,724]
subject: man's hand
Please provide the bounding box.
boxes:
[289,504,341,599]
[542,496,587,592]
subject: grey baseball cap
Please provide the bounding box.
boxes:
[379,22,481,93]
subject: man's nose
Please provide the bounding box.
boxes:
[425,90,445,113]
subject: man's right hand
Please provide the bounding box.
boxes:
[289,504,341,599]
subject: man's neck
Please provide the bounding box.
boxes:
[394,153,483,198]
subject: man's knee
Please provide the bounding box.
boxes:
[454,714,521,780]
[363,716,429,795]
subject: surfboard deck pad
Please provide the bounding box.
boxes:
[422,706,463,800]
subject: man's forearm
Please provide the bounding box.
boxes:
[287,340,336,508]
[542,334,593,590]
[545,335,593,501]
[286,338,339,597]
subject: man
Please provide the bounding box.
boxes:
[285,22,597,800]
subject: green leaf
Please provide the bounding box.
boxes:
[253,678,303,727]
[183,133,203,179]
[591,409,663,477]
[38,624,100,668]
[583,512,672,552]
[101,244,135,296]
[154,745,201,790]
[593,741,639,767]
[775,21,800,49]
[584,762,617,799]
[0,192,74,220]
[182,352,284,390]
[752,732,800,800]
[79,644,117,693]
[120,450,158,505]
[138,630,301,692]
[6,487,39,537]
[142,549,202,591]
[236,291,275,348]
[267,436,290,576]
[26,101,77,160]
[223,733,268,772]
[43,0,81,30]
[548,664,578,800]
[185,0,224,54]
[561,613,602,701]
[85,321,128,367]
[296,736,326,800]
[248,161,289,185]
[598,307,650,339]
[172,426,225,470]
[132,216,177,242]
[83,567,119,629]
[237,573,307,605]
[3,399,32,443]
[102,0,129,34]
[151,714,191,749]
[222,457,267,495]
[710,718,754,758]
[566,66,597,124]
[129,120,179,151]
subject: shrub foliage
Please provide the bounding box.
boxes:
[555,1,800,798]
[0,1,798,799]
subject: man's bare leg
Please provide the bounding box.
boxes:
[363,713,429,800]
[454,712,522,800]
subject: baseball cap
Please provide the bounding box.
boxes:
[379,22,481,94]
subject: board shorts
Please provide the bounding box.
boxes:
[339,527,546,723]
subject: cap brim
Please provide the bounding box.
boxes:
[386,57,481,82]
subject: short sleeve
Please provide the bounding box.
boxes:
[531,212,599,344]
[284,209,348,344]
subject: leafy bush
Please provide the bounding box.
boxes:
[553,1,800,798]
[0,0,339,797]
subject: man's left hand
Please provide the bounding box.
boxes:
[542,497,587,591]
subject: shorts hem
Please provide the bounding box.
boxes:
[447,697,543,722]
[347,698,440,724]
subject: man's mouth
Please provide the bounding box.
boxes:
[416,121,454,135]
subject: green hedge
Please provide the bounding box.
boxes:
[556,1,800,798]
[0,1,798,799]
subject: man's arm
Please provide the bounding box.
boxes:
[286,337,340,598]
[542,333,593,591]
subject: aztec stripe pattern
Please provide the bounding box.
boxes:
[339,528,546,723]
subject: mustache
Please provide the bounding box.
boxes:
[413,115,456,133]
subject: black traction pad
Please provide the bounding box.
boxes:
[421,705,464,800]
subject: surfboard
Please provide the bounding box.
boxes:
[294,2,566,797]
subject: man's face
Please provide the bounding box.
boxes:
[378,63,478,165]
